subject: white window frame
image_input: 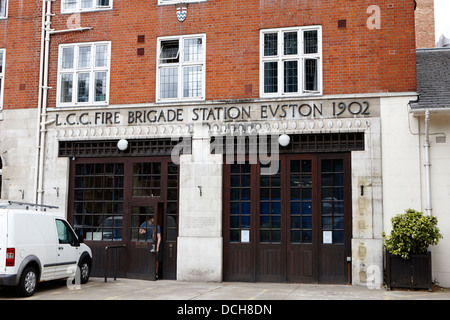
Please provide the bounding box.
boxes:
[260,26,322,98]
[156,34,206,102]
[61,0,112,14]
[157,0,206,5]
[57,41,111,107]
[0,49,5,110]
[0,0,8,19]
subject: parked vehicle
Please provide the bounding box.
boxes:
[0,202,92,296]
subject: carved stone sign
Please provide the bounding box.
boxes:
[49,98,379,128]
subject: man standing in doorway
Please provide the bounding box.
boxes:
[139,216,161,278]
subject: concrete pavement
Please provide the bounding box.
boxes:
[1,277,449,300]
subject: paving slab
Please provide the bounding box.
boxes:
[1,277,449,301]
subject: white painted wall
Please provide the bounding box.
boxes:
[418,114,450,286]
[381,96,422,231]
[381,96,450,287]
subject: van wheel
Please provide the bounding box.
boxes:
[78,259,91,284]
[16,266,38,297]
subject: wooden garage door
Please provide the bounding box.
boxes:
[223,153,352,283]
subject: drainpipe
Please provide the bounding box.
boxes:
[34,0,46,203]
[35,0,52,205]
[424,110,432,215]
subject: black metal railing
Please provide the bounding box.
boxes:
[104,245,126,282]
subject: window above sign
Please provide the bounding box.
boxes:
[57,41,111,107]
[156,34,206,102]
[260,26,322,98]
[61,0,112,14]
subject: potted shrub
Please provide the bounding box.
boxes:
[382,209,443,291]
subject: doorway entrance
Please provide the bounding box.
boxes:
[68,157,179,280]
[223,153,352,283]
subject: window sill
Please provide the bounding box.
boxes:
[260,92,323,99]
[56,103,109,109]
[60,8,113,15]
[156,98,205,104]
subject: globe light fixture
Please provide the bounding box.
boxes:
[117,139,129,151]
[278,134,290,147]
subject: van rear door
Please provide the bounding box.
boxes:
[0,210,7,272]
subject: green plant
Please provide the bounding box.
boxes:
[382,209,443,259]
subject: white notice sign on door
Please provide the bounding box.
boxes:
[323,231,333,244]
[241,230,250,243]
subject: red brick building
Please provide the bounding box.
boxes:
[0,1,418,285]
[1,0,416,110]
[415,0,435,48]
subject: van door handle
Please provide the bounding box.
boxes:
[58,247,64,250]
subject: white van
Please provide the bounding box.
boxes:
[0,202,92,297]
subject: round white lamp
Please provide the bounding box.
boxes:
[117,139,129,151]
[278,134,290,147]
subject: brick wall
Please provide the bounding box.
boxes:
[0,0,417,110]
[415,0,435,48]
[0,0,42,110]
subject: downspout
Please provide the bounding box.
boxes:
[36,0,53,205]
[34,0,47,204]
[424,110,432,215]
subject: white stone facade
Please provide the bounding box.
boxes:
[4,93,450,287]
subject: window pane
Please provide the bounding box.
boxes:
[73,163,124,242]
[229,163,251,243]
[183,66,202,98]
[302,230,312,243]
[78,46,91,68]
[284,32,298,55]
[132,163,162,198]
[160,40,180,64]
[63,0,77,11]
[304,30,318,54]
[97,0,110,7]
[94,72,107,101]
[60,74,73,102]
[77,73,90,102]
[81,0,93,9]
[334,230,344,244]
[264,33,278,56]
[0,0,6,17]
[284,60,298,93]
[0,52,3,73]
[95,45,108,67]
[264,61,278,93]
[260,165,282,243]
[304,59,318,91]
[160,67,178,99]
[184,38,202,62]
[62,47,74,69]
